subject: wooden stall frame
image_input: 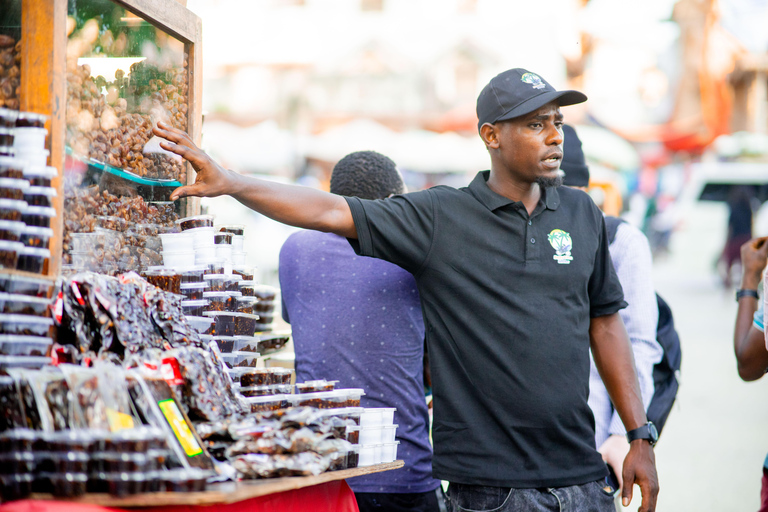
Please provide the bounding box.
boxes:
[19,0,203,277]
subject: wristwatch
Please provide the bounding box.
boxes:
[736,289,759,301]
[626,422,658,446]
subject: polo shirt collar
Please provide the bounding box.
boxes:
[469,171,561,212]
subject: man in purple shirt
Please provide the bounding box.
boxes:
[279,151,443,512]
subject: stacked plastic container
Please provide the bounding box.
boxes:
[0,109,55,278]
[355,408,399,466]
[0,110,56,368]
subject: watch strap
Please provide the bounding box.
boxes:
[626,422,658,446]
[736,289,759,301]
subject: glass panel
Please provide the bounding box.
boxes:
[0,0,22,111]
[64,0,190,275]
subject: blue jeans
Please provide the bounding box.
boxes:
[446,480,616,512]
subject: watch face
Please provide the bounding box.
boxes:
[649,422,659,442]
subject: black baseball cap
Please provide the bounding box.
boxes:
[476,68,587,131]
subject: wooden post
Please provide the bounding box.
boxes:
[185,17,203,217]
[20,0,68,278]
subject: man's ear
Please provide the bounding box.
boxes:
[480,123,499,149]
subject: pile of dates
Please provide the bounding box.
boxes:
[65,58,188,182]
[0,35,20,110]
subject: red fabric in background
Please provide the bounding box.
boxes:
[0,481,359,512]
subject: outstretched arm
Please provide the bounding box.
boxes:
[591,312,659,512]
[734,237,768,380]
[153,122,357,239]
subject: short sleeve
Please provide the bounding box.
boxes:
[345,190,435,274]
[588,214,627,317]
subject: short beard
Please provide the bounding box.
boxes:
[536,173,563,188]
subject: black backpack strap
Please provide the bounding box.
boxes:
[604,216,625,245]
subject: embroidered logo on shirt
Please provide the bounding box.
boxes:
[520,72,546,90]
[548,229,573,264]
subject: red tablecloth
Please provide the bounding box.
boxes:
[0,480,359,512]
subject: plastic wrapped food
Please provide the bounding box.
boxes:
[16,246,50,273]
[0,198,26,222]
[232,452,330,479]
[0,240,22,269]
[296,379,338,393]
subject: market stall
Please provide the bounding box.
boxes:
[0,0,402,508]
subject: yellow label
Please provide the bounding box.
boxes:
[158,399,203,457]
[106,409,135,432]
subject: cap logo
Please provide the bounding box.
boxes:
[521,72,546,90]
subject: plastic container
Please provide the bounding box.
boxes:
[358,444,377,467]
[0,473,33,501]
[0,293,51,315]
[202,291,230,312]
[234,312,260,336]
[238,367,286,387]
[19,225,53,248]
[16,246,50,273]
[380,441,399,463]
[185,315,214,334]
[296,379,337,393]
[251,285,278,302]
[13,127,47,150]
[234,295,258,315]
[0,452,35,474]
[176,214,214,231]
[0,240,23,269]
[15,112,48,129]
[177,265,207,283]
[14,148,49,167]
[219,351,259,369]
[0,178,29,201]
[20,205,55,228]
[237,383,292,397]
[213,232,232,245]
[0,156,23,179]
[225,274,242,292]
[209,336,236,353]
[199,259,225,275]
[0,355,52,370]
[142,268,181,295]
[203,273,227,292]
[287,389,362,409]
[23,165,57,187]
[243,394,287,413]
[159,232,194,253]
[225,367,254,384]
[22,186,56,208]
[214,243,232,262]
[360,424,398,444]
[202,311,237,336]
[162,250,195,268]
[2,274,53,297]
[195,244,216,261]
[180,282,208,300]
[0,128,13,148]
[0,334,53,356]
[0,146,13,157]
[0,198,26,222]
[0,220,23,242]
[231,251,246,266]
[0,108,17,128]
[161,468,208,493]
[181,299,209,317]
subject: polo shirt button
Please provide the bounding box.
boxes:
[528,220,532,225]
[530,238,535,244]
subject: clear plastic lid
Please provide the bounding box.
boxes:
[202,311,239,318]
[203,291,229,299]
[0,317,54,326]
[22,205,56,217]
[20,225,53,237]
[23,165,57,178]
[24,186,57,197]
[180,282,208,289]
[17,246,50,257]
[0,240,23,251]
[175,214,214,226]
[0,220,24,232]
[181,299,209,307]
[0,199,27,210]
[0,178,29,190]
[243,394,286,404]
[203,274,228,281]
[0,292,52,305]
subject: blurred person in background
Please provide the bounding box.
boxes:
[561,125,663,507]
[279,151,443,512]
[732,236,768,512]
[720,185,755,289]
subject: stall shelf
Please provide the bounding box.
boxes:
[14,462,403,508]
[8,0,203,277]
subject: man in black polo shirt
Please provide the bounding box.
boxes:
[154,67,659,512]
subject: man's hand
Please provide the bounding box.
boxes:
[740,237,768,289]
[621,440,659,512]
[599,434,630,489]
[152,121,236,201]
